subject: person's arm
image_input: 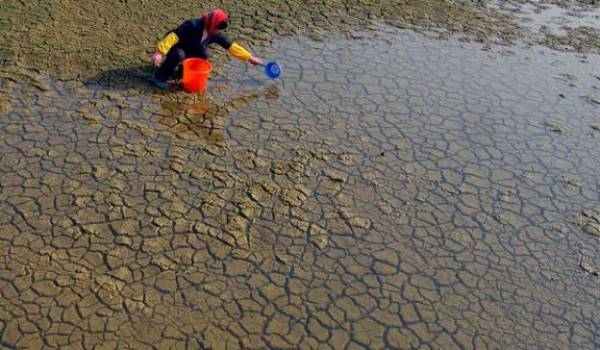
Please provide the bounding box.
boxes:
[151,20,194,65]
[214,33,262,65]
[156,32,180,55]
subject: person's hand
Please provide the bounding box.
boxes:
[151,52,164,66]
[248,56,263,66]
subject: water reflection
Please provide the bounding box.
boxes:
[158,84,280,146]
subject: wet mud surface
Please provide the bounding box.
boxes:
[484,0,600,52]
[2,25,600,348]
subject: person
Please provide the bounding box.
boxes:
[150,9,262,89]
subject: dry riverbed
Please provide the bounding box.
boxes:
[1,1,600,349]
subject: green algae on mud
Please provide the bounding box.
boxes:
[1,26,600,348]
[1,0,520,79]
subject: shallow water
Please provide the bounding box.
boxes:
[488,0,600,35]
[1,28,600,349]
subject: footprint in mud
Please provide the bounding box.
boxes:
[579,259,599,276]
[544,120,565,133]
[572,208,600,237]
[583,95,600,106]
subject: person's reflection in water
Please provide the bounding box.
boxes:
[159,84,279,146]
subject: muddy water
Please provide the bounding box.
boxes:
[485,0,600,52]
[1,28,600,349]
[488,0,600,35]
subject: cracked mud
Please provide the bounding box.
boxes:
[2,28,600,349]
[1,1,600,350]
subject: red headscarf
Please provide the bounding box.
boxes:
[202,9,229,36]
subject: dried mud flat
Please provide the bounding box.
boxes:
[1,1,600,350]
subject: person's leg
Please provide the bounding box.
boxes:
[173,48,207,82]
[174,66,183,81]
[154,48,186,84]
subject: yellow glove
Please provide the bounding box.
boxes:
[228,42,252,61]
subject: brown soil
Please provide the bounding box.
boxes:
[1,0,518,78]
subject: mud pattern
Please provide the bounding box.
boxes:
[1,0,519,79]
[1,27,600,349]
[485,0,600,53]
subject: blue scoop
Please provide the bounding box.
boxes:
[261,61,281,79]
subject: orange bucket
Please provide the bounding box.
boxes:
[182,58,212,93]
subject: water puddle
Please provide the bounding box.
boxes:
[1,27,599,348]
